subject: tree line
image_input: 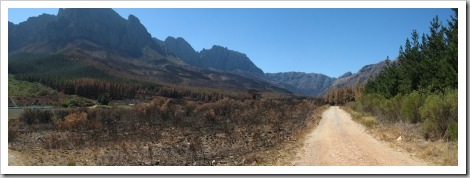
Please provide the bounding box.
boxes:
[365,9,457,97]
[353,9,458,141]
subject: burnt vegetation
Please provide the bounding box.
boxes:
[9,95,321,166]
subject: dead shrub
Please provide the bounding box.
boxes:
[55,112,88,131]
[8,121,20,142]
[42,133,62,149]
[19,108,53,125]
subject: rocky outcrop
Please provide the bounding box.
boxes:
[338,71,353,79]
[164,36,200,66]
[199,45,264,76]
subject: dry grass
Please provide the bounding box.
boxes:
[345,107,377,129]
[342,105,458,166]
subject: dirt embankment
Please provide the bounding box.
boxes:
[292,106,426,166]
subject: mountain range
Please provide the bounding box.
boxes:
[161,35,385,96]
[8,8,385,97]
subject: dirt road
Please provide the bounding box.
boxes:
[292,106,425,166]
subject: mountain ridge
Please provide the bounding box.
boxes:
[8,8,291,95]
[265,60,386,96]
[164,36,265,77]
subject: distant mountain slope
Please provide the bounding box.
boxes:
[8,8,291,94]
[265,72,335,96]
[265,61,386,97]
[330,61,387,88]
[161,35,385,97]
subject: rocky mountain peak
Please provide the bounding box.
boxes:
[164,37,264,76]
[338,71,352,79]
[164,36,200,66]
[199,45,264,76]
[57,8,123,21]
[10,8,166,57]
[120,14,154,56]
[8,13,57,52]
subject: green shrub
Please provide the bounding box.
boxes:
[358,93,386,115]
[390,93,404,121]
[401,91,422,123]
[444,90,458,141]
[444,90,458,122]
[98,93,110,105]
[61,98,78,107]
[61,96,95,107]
[448,121,458,141]
[420,94,448,139]
[350,101,362,112]
[419,90,458,141]
[379,99,395,122]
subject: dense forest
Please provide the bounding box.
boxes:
[352,9,458,141]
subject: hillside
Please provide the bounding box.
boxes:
[8,74,57,98]
[330,61,387,89]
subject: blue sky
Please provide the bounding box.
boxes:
[8,8,454,78]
